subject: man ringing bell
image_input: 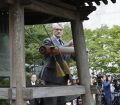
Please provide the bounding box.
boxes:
[41,23,73,105]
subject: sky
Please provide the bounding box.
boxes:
[83,0,120,29]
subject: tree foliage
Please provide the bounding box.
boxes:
[85,25,120,73]
[25,24,52,64]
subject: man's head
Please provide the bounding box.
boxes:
[31,74,37,83]
[52,23,64,38]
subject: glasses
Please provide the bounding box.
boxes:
[54,28,63,31]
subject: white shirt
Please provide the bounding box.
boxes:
[53,35,64,45]
[31,81,35,85]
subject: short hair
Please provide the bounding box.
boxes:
[52,23,64,29]
[31,73,37,77]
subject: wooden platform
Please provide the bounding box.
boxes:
[0,85,85,100]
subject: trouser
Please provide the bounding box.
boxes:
[43,81,66,105]
[44,96,66,105]
[104,96,112,105]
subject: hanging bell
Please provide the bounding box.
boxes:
[56,62,65,77]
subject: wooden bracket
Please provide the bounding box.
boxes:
[8,88,12,101]
[8,88,16,100]
[23,88,33,100]
[8,88,33,100]
[20,0,32,5]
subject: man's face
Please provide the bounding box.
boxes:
[31,74,37,82]
[53,28,64,38]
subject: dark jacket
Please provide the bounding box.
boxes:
[26,81,42,105]
[41,36,71,85]
[26,81,40,87]
[114,83,120,92]
[102,81,112,105]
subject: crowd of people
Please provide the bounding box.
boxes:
[92,74,120,105]
[26,74,81,105]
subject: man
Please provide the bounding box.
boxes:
[41,23,73,105]
[102,75,112,105]
[26,74,41,105]
[27,74,39,87]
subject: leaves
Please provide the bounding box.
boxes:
[25,25,49,64]
[85,25,120,73]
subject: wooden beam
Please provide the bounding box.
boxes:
[0,86,85,99]
[20,0,32,5]
[0,86,99,99]
[0,88,9,99]
[25,0,76,20]
[31,85,85,98]
[3,0,32,5]
[0,0,13,8]
[9,1,26,105]
[41,0,76,10]
[71,12,94,105]
[5,0,14,4]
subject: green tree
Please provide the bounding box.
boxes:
[25,24,52,64]
[85,25,120,73]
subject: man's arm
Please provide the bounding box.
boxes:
[63,40,73,47]
[43,38,53,46]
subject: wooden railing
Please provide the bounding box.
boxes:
[0,85,85,100]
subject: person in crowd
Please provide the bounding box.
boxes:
[41,23,73,105]
[91,77,97,85]
[26,74,43,105]
[27,74,39,87]
[113,79,120,92]
[72,76,78,85]
[117,79,120,91]
[67,79,72,86]
[102,75,112,105]
[76,79,80,85]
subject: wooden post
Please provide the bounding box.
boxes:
[9,0,26,105]
[71,11,94,105]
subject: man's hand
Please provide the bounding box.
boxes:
[68,40,73,46]
[50,46,60,55]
